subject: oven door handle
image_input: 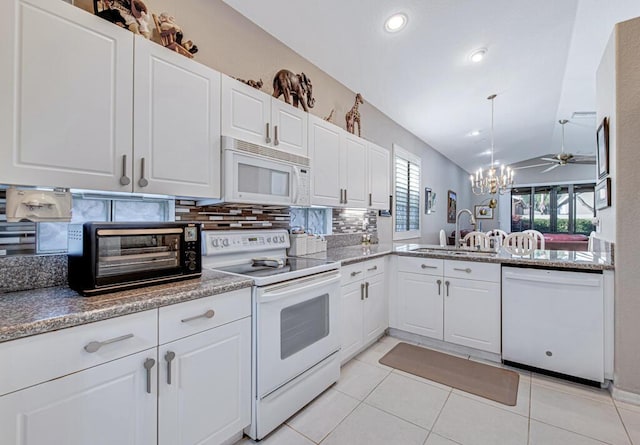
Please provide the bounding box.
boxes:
[260,273,340,303]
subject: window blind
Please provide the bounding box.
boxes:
[395,155,420,232]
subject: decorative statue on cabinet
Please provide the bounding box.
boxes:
[272,70,316,112]
[93,0,151,38]
[346,93,364,137]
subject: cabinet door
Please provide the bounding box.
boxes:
[309,116,342,206]
[159,317,251,445]
[363,273,388,344]
[134,36,221,198]
[444,277,501,353]
[368,143,391,210]
[396,272,444,340]
[341,133,368,207]
[0,0,133,191]
[340,281,365,364]
[271,98,308,156]
[221,75,270,146]
[0,350,157,445]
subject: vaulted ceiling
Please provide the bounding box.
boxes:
[223,0,640,173]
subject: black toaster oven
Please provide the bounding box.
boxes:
[68,222,202,295]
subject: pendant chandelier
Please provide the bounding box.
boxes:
[470,94,514,208]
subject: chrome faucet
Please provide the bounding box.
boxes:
[455,209,477,247]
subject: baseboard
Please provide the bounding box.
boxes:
[612,385,640,406]
[387,328,502,363]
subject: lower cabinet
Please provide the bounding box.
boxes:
[340,258,387,364]
[0,349,158,445]
[158,317,251,445]
[394,257,501,354]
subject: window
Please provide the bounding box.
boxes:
[393,145,421,239]
[511,183,595,235]
[37,194,173,254]
[289,207,331,235]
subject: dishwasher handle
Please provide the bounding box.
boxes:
[503,270,601,287]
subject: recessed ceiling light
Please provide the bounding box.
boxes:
[385,13,407,32]
[470,130,481,136]
[470,48,487,63]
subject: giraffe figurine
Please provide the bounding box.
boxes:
[345,93,364,136]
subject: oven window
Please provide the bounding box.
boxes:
[238,163,290,197]
[280,293,330,360]
[96,233,181,277]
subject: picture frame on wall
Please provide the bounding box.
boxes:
[447,190,457,223]
[596,117,609,179]
[595,177,611,210]
[474,205,494,219]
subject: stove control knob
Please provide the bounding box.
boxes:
[266,237,271,243]
[211,239,219,248]
[279,235,286,243]
[222,239,230,247]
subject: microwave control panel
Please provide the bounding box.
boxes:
[203,230,290,254]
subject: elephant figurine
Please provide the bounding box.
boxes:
[272,69,316,112]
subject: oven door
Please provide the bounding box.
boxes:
[224,150,296,205]
[256,270,341,398]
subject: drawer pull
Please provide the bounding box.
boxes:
[367,265,378,272]
[351,270,362,277]
[365,281,369,299]
[454,267,472,273]
[360,283,365,300]
[84,333,134,353]
[144,358,155,394]
[546,351,553,357]
[437,279,442,295]
[421,264,437,269]
[165,351,176,385]
[445,280,450,297]
[181,309,215,323]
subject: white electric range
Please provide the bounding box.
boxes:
[202,230,341,440]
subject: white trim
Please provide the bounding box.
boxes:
[512,179,596,188]
[393,144,421,241]
[612,386,640,406]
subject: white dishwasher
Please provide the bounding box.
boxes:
[502,267,604,382]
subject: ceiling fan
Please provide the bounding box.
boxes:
[515,119,596,173]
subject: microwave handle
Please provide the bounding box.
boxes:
[292,167,300,204]
[260,273,339,303]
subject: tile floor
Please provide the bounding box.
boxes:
[236,336,639,445]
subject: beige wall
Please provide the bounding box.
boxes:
[607,17,640,396]
[75,0,472,243]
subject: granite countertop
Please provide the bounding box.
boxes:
[300,243,613,271]
[394,244,614,271]
[0,270,253,344]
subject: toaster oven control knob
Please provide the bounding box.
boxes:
[187,261,197,271]
[187,251,197,261]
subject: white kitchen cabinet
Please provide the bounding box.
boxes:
[0,0,134,191]
[221,75,308,156]
[396,271,444,339]
[133,36,221,198]
[367,143,391,210]
[159,317,251,445]
[309,116,391,209]
[502,267,605,382]
[340,258,387,364]
[0,349,157,445]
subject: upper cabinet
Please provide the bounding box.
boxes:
[221,75,308,157]
[133,36,221,197]
[0,2,221,198]
[0,0,134,192]
[309,116,391,210]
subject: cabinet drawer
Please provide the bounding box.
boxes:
[397,256,443,276]
[340,263,365,286]
[364,257,385,278]
[0,310,157,397]
[159,288,251,344]
[444,260,500,282]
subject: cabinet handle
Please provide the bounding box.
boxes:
[367,265,378,272]
[84,333,134,353]
[341,189,346,204]
[361,283,365,300]
[120,154,131,186]
[138,158,149,187]
[389,195,393,215]
[365,281,369,299]
[437,279,442,295]
[369,193,372,207]
[165,351,176,385]
[144,358,155,394]
[351,270,362,277]
[274,125,279,146]
[344,189,348,203]
[454,267,472,274]
[421,264,437,269]
[445,280,450,297]
[181,309,215,323]
[266,123,271,144]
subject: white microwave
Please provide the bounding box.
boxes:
[222,136,310,206]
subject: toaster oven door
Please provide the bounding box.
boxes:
[95,228,184,285]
